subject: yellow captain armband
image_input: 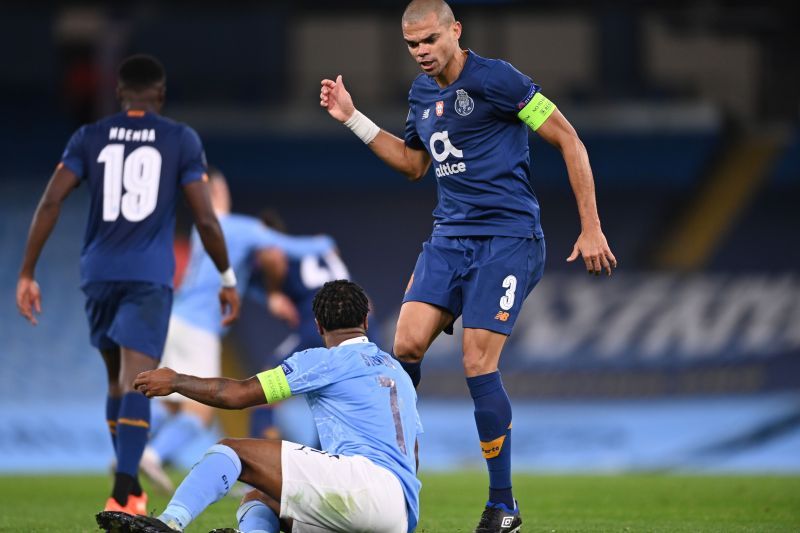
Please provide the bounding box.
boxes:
[256,366,292,404]
[518,92,556,131]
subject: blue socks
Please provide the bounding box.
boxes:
[399,360,422,388]
[237,499,280,533]
[159,444,242,530]
[467,371,514,510]
[116,392,150,478]
[106,395,121,451]
[150,411,205,464]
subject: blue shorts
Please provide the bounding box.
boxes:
[403,236,545,335]
[83,281,173,359]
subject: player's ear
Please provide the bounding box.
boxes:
[115,84,124,103]
[315,319,324,337]
[362,315,369,332]
[452,20,462,40]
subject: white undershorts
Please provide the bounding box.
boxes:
[280,441,408,533]
[158,316,220,402]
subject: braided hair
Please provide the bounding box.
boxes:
[312,280,369,331]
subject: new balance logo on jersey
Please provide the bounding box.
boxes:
[430,130,467,178]
[109,128,156,142]
[422,108,430,119]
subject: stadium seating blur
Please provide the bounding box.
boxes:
[1,2,797,473]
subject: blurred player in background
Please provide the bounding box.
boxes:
[16,55,240,515]
[247,209,350,443]
[142,168,336,492]
[321,1,616,530]
[99,280,422,533]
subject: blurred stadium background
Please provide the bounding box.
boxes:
[0,0,798,481]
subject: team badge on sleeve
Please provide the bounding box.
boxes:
[455,89,474,116]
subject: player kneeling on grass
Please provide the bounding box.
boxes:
[97,280,422,533]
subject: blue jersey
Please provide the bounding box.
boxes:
[60,110,207,287]
[405,50,544,239]
[174,213,335,335]
[283,251,351,349]
[280,338,422,532]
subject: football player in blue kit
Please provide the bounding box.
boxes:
[100,280,422,533]
[16,55,240,515]
[320,1,617,531]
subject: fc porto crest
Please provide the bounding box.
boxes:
[454,89,474,116]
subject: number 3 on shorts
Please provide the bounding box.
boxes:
[499,275,517,311]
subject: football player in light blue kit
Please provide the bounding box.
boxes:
[141,167,336,491]
[321,1,617,531]
[99,280,421,533]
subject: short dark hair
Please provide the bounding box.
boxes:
[118,54,166,91]
[312,280,369,331]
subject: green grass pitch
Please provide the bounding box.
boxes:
[0,472,798,532]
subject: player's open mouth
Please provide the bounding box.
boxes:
[420,60,435,71]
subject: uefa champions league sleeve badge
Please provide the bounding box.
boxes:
[455,89,475,116]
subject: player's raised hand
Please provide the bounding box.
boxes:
[567,228,617,276]
[320,75,356,123]
[219,286,240,327]
[134,368,177,398]
[16,276,42,325]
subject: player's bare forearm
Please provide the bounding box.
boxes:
[537,109,616,274]
[536,109,601,230]
[136,368,264,409]
[20,166,80,277]
[183,180,231,272]
[173,375,263,409]
[368,131,431,181]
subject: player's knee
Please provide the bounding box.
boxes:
[462,352,495,377]
[392,334,425,364]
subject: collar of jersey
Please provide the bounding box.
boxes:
[337,336,370,347]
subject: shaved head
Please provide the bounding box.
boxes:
[402,0,455,26]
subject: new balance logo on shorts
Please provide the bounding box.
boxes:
[495,311,510,322]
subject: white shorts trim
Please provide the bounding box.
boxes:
[159,316,221,402]
[280,441,408,533]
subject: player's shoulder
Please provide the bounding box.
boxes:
[468,50,521,79]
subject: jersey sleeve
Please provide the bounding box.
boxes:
[404,89,424,150]
[247,220,335,259]
[178,126,208,185]
[483,60,542,120]
[60,126,87,179]
[255,348,333,403]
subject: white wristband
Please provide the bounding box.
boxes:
[220,267,237,288]
[344,110,380,144]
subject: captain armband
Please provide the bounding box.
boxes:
[256,366,292,404]
[517,93,556,131]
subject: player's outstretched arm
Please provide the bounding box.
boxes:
[256,248,300,328]
[535,108,618,276]
[320,75,431,180]
[135,368,265,409]
[183,180,240,325]
[17,165,80,325]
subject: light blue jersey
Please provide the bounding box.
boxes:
[279,337,422,532]
[173,213,334,335]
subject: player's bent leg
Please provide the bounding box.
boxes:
[393,301,453,387]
